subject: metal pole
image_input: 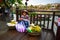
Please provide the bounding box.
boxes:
[25,1,27,9]
[25,0,29,10]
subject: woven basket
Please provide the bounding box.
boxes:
[28,32,41,36]
[8,26,16,30]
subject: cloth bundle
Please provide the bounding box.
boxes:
[15,21,26,32]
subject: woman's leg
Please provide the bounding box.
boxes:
[18,20,24,23]
[24,21,29,28]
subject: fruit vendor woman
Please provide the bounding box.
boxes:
[18,10,30,28]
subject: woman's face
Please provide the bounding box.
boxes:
[23,12,26,16]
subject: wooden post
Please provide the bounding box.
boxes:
[16,8,18,21]
[47,15,50,29]
[36,14,38,25]
[40,15,42,26]
[51,12,55,30]
[43,15,45,28]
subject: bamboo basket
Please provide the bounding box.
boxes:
[28,32,41,36]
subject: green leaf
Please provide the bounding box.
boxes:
[9,0,15,4]
[17,0,22,4]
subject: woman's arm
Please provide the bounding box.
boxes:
[18,15,24,20]
[26,15,30,20]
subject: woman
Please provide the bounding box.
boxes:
[19,10,30,28]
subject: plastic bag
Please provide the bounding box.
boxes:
[15,21,26,32]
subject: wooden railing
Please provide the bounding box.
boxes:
[16,10,60,37]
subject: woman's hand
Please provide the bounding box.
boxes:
[19,18,23,20]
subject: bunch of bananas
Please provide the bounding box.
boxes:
[31,25,41,32]
[10,20,16,24]
[27,23,41,33]
[7,20,17,26]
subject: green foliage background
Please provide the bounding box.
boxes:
[0,0,22,8]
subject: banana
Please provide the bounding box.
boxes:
[27,24,41,33]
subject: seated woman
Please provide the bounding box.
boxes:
[18,10,30,28]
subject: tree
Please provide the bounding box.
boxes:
[34,6,37,9]
[46,4,51,10]
[30,5,34,8]
[56,4,60,10]
[0,0,23,8]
